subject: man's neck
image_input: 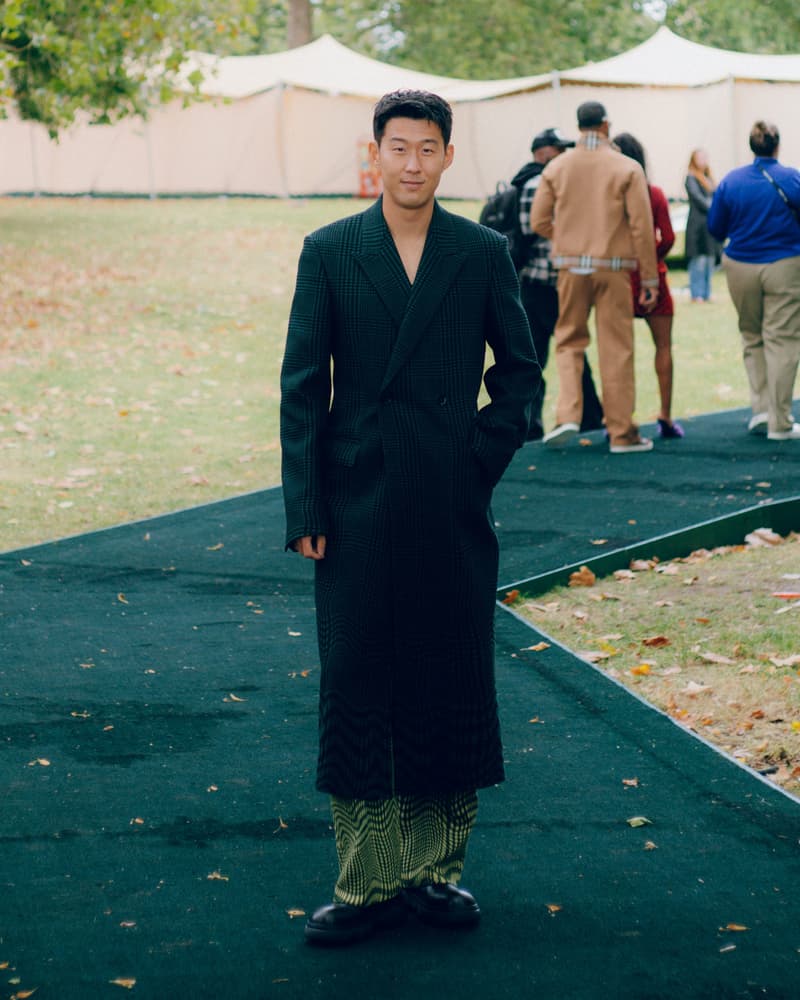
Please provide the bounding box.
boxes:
[381,198,435,241]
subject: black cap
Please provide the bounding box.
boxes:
[531,127,576,153]
[576,101,608,129]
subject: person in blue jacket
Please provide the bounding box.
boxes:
[708,120,800,440]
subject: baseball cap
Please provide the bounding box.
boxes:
[531,127,576,152]
[576,101,608,129]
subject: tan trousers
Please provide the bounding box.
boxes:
[722,253,800,433]
[554,269,640,446]
[330,791,478,907]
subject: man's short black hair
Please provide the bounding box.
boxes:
[373,90,453,146]
[749,120,780,157]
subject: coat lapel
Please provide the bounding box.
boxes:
[353,199,409,332]
[380,202,468,393]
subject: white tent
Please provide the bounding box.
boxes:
[1,28,799,201]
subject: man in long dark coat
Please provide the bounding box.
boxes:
[280,90,540,947]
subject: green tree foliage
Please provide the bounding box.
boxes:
[664,0,800,54]
[0,0,256,134]
[375,0,658,78]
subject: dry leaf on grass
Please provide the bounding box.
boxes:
[569,566,596,587]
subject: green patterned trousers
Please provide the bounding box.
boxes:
[330,791,478,906]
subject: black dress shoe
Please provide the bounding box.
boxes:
[304,896,406,946]
[401,883,481,928]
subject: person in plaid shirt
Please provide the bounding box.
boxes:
[516,128,604,440]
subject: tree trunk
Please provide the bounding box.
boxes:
[287,0,313,48]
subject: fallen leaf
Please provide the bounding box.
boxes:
[226,693,246,702]
[522,642,550,652]
[644,840,658,850]
[745,528,782,546]
[11,990,38,999]
[631,664,652,676]
[613,569,636,580]
[207,871,229,881]
[545,903,562,914]
[119,921,137,929]
[682,681,712,696]
[579,650,610,663]
[569,566,596,587]
[206,543,224,551]
[723,923,748,932]
[642,635,670,648]
[109,979,136,990]
[27,758,51,767]
[699,651,735,665]
[626,816,652,827]
[622,777,639,787]
[528,717,545,724]
[590,539,608,546]
[719,944,737,953]
[501,589,521,605]
[630,559,656,572]
[207,784,219,792]
[286,908,306,919]
[117,593,129,604]
[288,630,302,636]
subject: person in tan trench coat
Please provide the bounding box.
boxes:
[280,90,539,946]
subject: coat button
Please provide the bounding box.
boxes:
[438,395,448,406]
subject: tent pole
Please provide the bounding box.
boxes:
[551,71,561,128]
[29,122,40,197]
[277,82,290,199]
[727,74,736,169]
[145,116,156,200]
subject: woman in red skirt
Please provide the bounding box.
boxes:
[613,132,684,438]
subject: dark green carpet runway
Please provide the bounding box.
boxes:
[1,407,799,999]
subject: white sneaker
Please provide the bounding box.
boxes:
[767,422,800,441]
[747,412,768,435]
[542,422,579,447]
[609,436,654,454]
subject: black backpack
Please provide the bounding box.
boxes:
[479,162,539,270]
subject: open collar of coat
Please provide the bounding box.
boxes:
[355,197,469,393]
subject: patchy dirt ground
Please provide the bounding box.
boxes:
[513,529,800,799]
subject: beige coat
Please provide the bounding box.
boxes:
[530,136,658,285]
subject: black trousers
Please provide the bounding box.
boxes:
[520,279,604,438]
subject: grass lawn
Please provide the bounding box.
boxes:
[1,196,747,553]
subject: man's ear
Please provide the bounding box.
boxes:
[443,144,455,171]
[368,140,379,166]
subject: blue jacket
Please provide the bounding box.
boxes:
[707,157,800,263]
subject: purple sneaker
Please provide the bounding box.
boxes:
[658,418,684,439]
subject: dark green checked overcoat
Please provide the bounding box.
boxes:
[280,197,539,800]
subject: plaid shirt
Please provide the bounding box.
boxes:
[518,172,556,286]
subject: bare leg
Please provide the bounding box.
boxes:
[646,313,674,423]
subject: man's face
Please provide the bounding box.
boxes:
[535,144,566,165]
[369,117,454,211]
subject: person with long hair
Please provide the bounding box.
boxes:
[614,132,683,438]
[685,149,720,302]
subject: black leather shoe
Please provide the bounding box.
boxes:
[304,895,406,946]
[401,883,481,928]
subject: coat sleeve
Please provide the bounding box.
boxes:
[707,183,729,242]
[280,236,333,549]
[686,174,713,213]
[471,239,540,486]
[651,187,675,259]
[625,167,659,285]
[529,171,555,240]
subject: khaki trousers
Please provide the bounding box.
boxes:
[722,253,800,433]
[330,791,478,906]
[554,269,640,446]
